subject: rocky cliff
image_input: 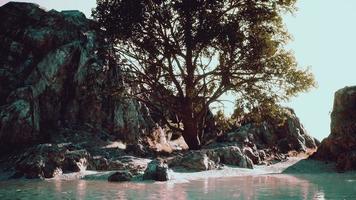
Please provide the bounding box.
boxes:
[0,2,319,180]
[313,86,356,171]
[0,2,154,152]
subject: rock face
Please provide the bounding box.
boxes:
[313,86,356,171]
[0,2,154,151]
[221,108,318,153]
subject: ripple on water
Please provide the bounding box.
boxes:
[0,173,356,200]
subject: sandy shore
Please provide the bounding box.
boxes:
[1,154,336,182]
[73,154,335,183]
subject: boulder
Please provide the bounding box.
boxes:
[243,147,260,164]
[62,149,91,172]
[89,156,110,171]
[13,143,90,179]
[170,146,253,171]
[214,146,253,168]
[222,108,317,153]
[313,86,356,171]
[0,2,155,151]
[108,171,133,182]
[143,160,170,181]
[88,155,150,175]
[177,151,219,171]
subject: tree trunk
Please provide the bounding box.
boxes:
[182,116,201,150]
[180,97,201,150]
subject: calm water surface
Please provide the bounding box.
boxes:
[0,173,356,200]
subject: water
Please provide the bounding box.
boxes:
[0,173,356,200]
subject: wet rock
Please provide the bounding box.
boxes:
[89,156,110,171]
[313,86,356,171]
[108,171,133,182]
[13,143,91,179]
[14,144,66,179]
[143,160,170,181]
[335,151,356,172]
[62,149,91,172]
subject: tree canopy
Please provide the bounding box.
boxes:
[93,0,315,149]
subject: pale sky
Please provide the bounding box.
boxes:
[1,0,355,140]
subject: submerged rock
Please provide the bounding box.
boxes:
[143,160,170,181]
[313,86,356,171]
[108,171,133,182]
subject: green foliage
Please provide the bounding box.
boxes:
[214,110,233,133]
[93,0,315,148]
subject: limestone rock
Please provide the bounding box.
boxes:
[0,2,155,151]
[313,86,356,171]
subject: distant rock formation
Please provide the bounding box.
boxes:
[312,86,356,171]
[0,2,154,151]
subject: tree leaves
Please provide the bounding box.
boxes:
[93,0,315,138]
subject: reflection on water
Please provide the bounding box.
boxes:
[0,173,356,200]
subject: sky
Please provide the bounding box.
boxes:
[1,0,355,140]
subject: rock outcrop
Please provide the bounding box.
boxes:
[313,86,356,171]
[0,2,320,180]
[221,108,318,154]
[11,143,90,179]
[0,2,154,151]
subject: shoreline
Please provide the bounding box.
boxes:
[39,155,336,183]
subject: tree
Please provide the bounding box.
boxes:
[93,0,315,150]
